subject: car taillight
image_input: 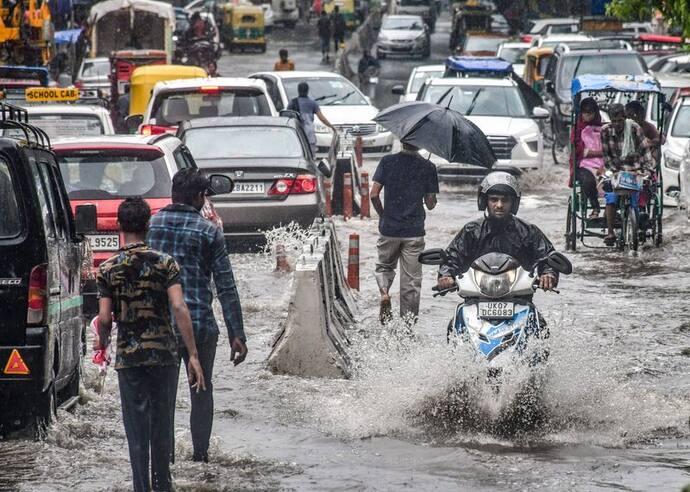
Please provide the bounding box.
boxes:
[267,175,317,196]
[74,80,83,89]
[139,124,176,135]
[27,264,47,325]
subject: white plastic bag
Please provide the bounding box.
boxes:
[621,119,635,159]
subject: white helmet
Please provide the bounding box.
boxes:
[477,171,521,215]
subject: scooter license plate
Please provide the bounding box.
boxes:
[478,302,514,319]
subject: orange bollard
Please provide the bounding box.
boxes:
[354,136,363,167]
[360,171,370,219]
[324,180,332,217]
[347,233,360,290]
[343,172,353,221]
[275,243,292,273]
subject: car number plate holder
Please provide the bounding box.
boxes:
[88,234,120,251]
[233,182,265,194]
[478,301,514,319]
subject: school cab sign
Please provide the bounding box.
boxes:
[25,87,79,102]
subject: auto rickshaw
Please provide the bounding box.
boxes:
[221,4,266,53]
[322,0,359,30]
[523,46,553,95]
[128,64,207,117]
[565,74,666,253]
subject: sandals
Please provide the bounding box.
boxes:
[589,210,600,219]
[604,234,616,246]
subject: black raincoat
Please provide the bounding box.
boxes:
[438,215,558,281]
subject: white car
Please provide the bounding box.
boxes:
[661,95,690,206]
[135,77,277,134]
[529,33,593,49]
[376,15,430,59]
[496,41,530,79]
[1,104,115,140]
[75,57,111,96]
[250,71,395,154]
[417,77,547,181]
[391,64,444,102]
[678,141,690,215]
[525,17,579,37]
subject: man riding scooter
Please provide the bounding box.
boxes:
[436,172,559,294]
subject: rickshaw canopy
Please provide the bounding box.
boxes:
[571,74,662,97]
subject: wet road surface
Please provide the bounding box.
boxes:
[2,15,690,492]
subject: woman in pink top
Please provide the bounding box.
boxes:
[574,97,604,218]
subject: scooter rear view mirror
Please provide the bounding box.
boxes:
[418,248,447,265]
[546,251,572,275]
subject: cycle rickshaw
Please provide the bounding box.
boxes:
[565,74,666,252]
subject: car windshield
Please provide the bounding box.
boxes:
[499,46,528,64]
[464,36,504,53]
[81,60,109,79]
[382,17,424,30]
[423,84,529,117]
[557,54,646,92]
[57,150,172,199]
[152,89,272,125]
[0,158,22,238]
[671,106,690,137]
[283,78,368,106]
[2,114,104,139]
[185,126,304,159]
[410,69,444,93]
[400,0,430,5]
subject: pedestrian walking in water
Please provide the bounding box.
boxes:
[370,143,439,325]
[274,48,295,71]
[96,197,205,492]
[317,10,331,61]
[147,169,247,463]
[287,81,336,154]
[331,5,346,55]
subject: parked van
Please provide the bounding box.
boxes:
[0,103,93,433]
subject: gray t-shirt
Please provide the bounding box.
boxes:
[289,96,319,146]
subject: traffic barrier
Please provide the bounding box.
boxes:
[268,218,357,378]
[343,172,353,221]
[347,234,360,290]
[324,180,332,217]
[354,136,363,167]
[360,171,370,219]
[275,243,291,273]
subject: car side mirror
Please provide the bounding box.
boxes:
[418,248,447,265]
[317,158,332,177]
[208,174,234,195]
[391,84,405,96]
[532,107,549,119]
[74,204,97,235]
[546,251,572,274]
[125,114,143,133]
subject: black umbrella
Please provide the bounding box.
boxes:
[373,101,496,168]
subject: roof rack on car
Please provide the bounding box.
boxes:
[0,101,51,149]
[556,39,631,52]
[444,56,512,78]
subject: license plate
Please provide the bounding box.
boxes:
[88,234,120,251]
[233,182,265,194]
[478,302,514,319]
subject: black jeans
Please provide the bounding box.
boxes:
[175,331,218,461]
[333,33,344,52]
[577,168,600,212]
[118,364,178,492]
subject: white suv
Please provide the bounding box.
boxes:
[250,71,395,155]
[417,76,547,181]
[661,95,690,206]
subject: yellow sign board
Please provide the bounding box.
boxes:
[25,87,80,102]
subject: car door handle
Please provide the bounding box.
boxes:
[50,287,61,295]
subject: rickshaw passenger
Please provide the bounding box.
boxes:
[625,100,663,162]
[571,97,605,219]
[600,103,656,244]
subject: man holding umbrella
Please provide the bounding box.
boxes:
[371,143,438,325]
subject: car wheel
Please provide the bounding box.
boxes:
[34,379,57,436]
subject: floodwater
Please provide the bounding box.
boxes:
[2,14,690,492]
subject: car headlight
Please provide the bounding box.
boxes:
[375,123,384,133]
[378,34,389,43]
[473,270,516,298]
[559,103,571,117]
[664,152,682,170]
[314,121,331,134]
[415,33,426,43]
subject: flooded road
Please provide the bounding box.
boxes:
[2,14,690,492]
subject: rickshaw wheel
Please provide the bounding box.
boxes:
[565,197,577,252]
[623,207,639,252]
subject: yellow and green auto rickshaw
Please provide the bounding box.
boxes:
[322,0,358,30]
[128,64,207,119]
[523,46,553,95]
[221,4,266,53]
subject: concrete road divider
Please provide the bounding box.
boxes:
[347,233,360,291]
[360,171,370,219]
[268,218,357,378]
[343,173,353,220]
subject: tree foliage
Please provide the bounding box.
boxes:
[607,0,690,37]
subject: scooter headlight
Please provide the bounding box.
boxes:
[473,270,516,298]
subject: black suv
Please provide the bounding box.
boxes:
[0,103,93,433]
[542,43,647,162]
